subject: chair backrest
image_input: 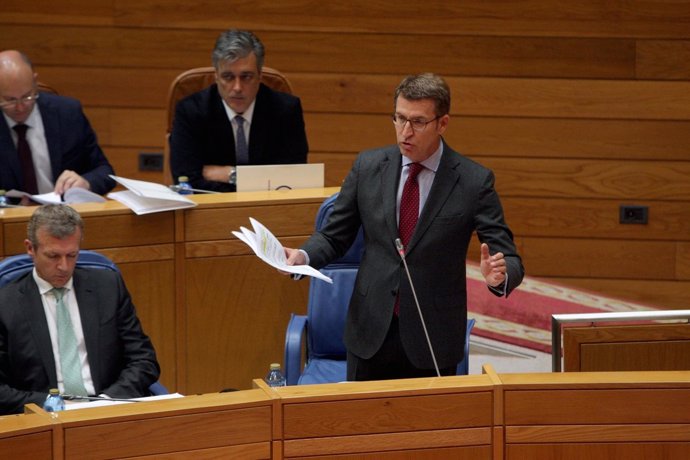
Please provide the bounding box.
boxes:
[0,250,118,288]
[37,81,59,95]
[163,66,294,183]
[165,66,293,133]
[306,193,364,359]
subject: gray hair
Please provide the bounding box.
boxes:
[212,29,265,71]
[394,73,451,117]
[27,205,84,248]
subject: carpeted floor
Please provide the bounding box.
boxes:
[465,263,659,354]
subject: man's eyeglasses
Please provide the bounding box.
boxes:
[392,114,439,132]
[0,92,40,109]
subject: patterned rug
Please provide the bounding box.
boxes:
[465,264,659,354]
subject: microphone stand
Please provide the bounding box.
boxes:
[395,238,441,377]
[62,394,140,403]
[168,185,221,194]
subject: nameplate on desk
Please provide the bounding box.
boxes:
[236,164,324,192]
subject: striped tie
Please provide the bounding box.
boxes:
[52,288,88,396]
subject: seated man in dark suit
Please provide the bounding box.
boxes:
[169,29,309,193]
[0,50,116,198]
[0,205,160,414]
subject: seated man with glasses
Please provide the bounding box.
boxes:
[169,29,309,193]
[0,50,115,200]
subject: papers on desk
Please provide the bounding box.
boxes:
[232,217,332,283]
[107,175,197,215]
[65,393,184,410]
[6,188,107,205]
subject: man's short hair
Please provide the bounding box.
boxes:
[394,73,451,117]
[27,205,84,248]
[212,29,265,71]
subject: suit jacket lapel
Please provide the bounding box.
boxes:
[0,115,27,187]
[247,84,269,163]
[381,148,402,241]
[72,269,100,388]
[209,86,236,163]
[37,97,63,180]
[406,140,462,254]
[21,275,58,386]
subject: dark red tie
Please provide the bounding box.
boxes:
[13,124,38,195]
[395,162,423,315]
[399,163,423,247]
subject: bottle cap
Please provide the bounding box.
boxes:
[48,388,60,395]
[178,176,189,182]
[0,189,6,195]
[270,363,281,370]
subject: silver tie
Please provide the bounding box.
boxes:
[235,115,249,165]
[52,288,88,396]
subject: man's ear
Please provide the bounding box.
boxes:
[24,238,34,257]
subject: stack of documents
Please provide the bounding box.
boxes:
[107,175,197,215]
[6,188,106,205]
[232,217,332,283]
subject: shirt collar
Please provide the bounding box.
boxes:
[401,138,444,173]
[3,102,41,130]
[222,98,256,125]
[32,267,74,296]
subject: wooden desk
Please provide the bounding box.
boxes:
[54,391,273,459]
[564,323,690,372]
[4,368,690,459]
[499,371,690,459]
[0,406,54,459]
[259,374,497,459]
[0,188,338,394]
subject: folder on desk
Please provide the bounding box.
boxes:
[107,175,197,215]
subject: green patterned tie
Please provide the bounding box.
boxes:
[52,288,88,396]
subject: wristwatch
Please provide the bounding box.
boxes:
[228,166,237,185]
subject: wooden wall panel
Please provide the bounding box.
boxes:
[2,0,690,309]
[637,40,690,80]
[110,1,690,39]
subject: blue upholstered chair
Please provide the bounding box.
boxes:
[283,193,475,385]
[0,250,168,396]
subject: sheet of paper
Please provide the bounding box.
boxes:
[64,393,185,410]
[5,189,106,205]
[231,217,332,283]
[107,175,196,215]
[108,190,196,215]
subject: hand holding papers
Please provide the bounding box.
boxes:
[232,218,332,283]
[107,175,197,215]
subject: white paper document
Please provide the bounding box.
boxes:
[107,175,197,215]
[6,188,107,205]
[232,217,332,283]
[64,393,185,410]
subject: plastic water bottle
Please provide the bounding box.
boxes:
[43,388,65,413]
[265,363,286,387]
[0,189,7,207]
[177,176,193,195]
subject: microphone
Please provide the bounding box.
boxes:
[62,394,140,403]
[168,185,221,194]
[394,238,441,377]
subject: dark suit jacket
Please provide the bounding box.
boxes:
[0,268,160,414]
[0,93,116,195]
[302,141,524,370]
[169,83,309,192]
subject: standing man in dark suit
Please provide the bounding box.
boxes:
[284,74,524,381]
[0,50,115,197]
[169,29,309,193]
[0,205,160,414]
